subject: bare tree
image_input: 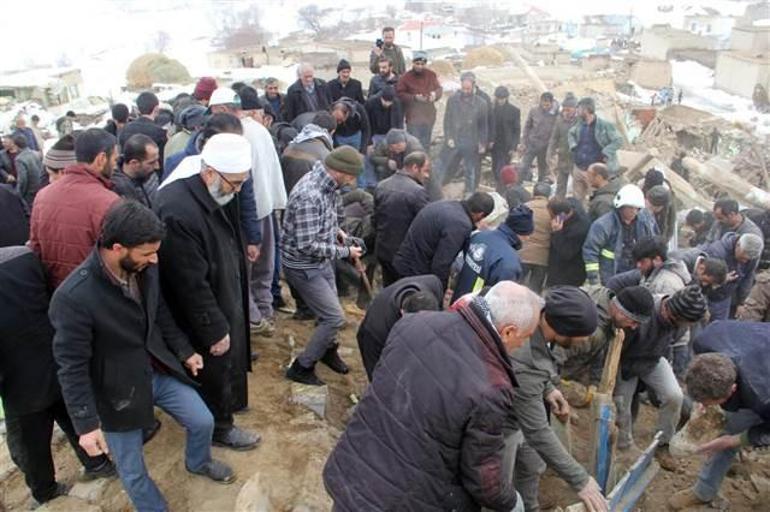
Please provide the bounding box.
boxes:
[298,5,324,34]
[212,3,269,50]
[153,31,171,54]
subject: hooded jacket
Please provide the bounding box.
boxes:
[452,224,523,301]
[356,274,443,380]
[280,124,334,195]
[547,201,591,287]
[324,299,520,511]
[582,208,659,285]
[519,196,551,266]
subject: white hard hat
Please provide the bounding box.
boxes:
[613,184,646,209]
[200,133,252,174]
[208,87,241,108]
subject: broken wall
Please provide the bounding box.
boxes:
[629,59,673,89]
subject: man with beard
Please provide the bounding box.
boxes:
[519,92,559,184]
[369,27,406,75]
[547,93,578,197]
[30,128,120,288]
[396,51,443,150]
[51,201,234,512]
[111,134,160,207]
[155,134,260,451]
[368,57,400,97]
[282,147,364,386]
[567,97,623,203]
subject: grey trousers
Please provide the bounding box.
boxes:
[283,260,346,368]
[248,214,276,323]
[614,357,683,447]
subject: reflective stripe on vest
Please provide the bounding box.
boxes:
[585,262,600,272]
[472,276,486,293]
[600,249,615,260]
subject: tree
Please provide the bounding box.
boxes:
[298,5,324,34]
[211,3,270,50]
[126,53,192,90]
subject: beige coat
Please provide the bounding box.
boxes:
[519,196,552,266]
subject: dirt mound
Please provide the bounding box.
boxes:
[429,59,457,78]
[463,47,505,69]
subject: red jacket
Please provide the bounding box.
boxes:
[30,164,119,288]
[396,69,443,125]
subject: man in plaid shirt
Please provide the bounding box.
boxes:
[282,146,364,385]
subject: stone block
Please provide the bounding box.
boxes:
[289,383,328,419]
[69,476,113,504]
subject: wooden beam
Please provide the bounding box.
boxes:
[683,156,770,210]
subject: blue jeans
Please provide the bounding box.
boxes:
[437,143,481,193]
[407,122,434,151]
[283,261,346,368]
[105,372,214,512]
[362,134,385,189]
[694,408,763,501]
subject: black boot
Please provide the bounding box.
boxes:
[286,359,325,386]
[320,345,349,375]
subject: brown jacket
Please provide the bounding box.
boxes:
[396,69,443,126]
[519,196,552,266]
[737,270,770,322]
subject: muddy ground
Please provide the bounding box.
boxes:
[1,292,767,511]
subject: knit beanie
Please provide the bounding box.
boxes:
[562,92,578,108]
[460,71,476,83]
[386,128,407,146]
[499,164,518,186]
[43,135,76,170]
[613,286,654,323]
[666,285,707,322]
[324,146,363,176]
[504,204,534,236]
[494,86,510,99]
[544,286,599,337]
[381,85,396,101]
[193,77,217,102]
[337,59,351,73]
[646,185,671,207]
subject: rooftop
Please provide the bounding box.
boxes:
[0,67,80,89]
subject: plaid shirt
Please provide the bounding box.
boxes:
[281,161,349,269]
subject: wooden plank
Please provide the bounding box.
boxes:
[598,330,624,395]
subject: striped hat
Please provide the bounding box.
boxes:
[43,145,76,170]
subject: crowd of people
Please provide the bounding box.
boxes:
[0,25,769,512]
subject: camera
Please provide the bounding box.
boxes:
[376,38,384,49]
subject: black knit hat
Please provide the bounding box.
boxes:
[613,286,654,323]
[381,85,396,101]
[494,86,510,98]
[544,286,598,337]
[504,204,534,235]
[666,285,707,323]
[337,59,351,73]
[238,86,262,111]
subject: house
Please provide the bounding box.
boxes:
[580,15,635,39]
[628,58,673,90]
[208,46,271,69]
[397,19,473,51]
[715,52,769,98]
[681,5,736,40]
[640,24,719,60]
[729,24,770,53]
[0,67,82,107]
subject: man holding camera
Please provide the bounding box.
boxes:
[281,146,365,386]
[369,27,406,76]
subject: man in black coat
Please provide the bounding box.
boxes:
[0,184,28,247]
[490,86,521,183]
[546,197,591,287]
[357,274,442,380]
[393,192,494,290]
[324,281,544,511]
[373,151,431,286]
[365,86,404,142]
[154,134,259,450]
[118,91,168,176]
[327,59,365,105]
[1,246,114,505]
[282,64,333,123]
[50,201,234,512]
